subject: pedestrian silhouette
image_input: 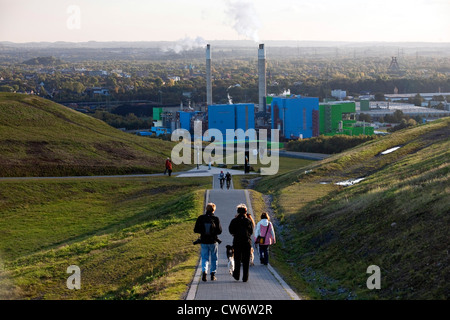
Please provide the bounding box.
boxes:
[228,204,254,282]
[194,203,223,281]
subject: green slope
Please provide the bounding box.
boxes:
[255,117,449,299]
[0,177,209,300]
[0,93,177,177]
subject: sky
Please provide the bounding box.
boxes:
[1,0,449,43]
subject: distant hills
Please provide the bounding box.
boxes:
[0,93,175,177]
[2,40,450,49]
[22,56,65,66]
[2,40,449,63]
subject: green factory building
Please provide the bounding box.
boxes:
[153,107,162,121]
[319,102,374,136]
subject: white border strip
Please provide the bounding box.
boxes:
[267,264,301,300]
[185,257,202,300]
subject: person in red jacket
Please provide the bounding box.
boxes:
[167,158,173,176]
[164,158,173,176]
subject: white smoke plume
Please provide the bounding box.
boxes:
[162,36,207,54]
[225,0,262,42]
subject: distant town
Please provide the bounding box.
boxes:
[1,41,449,139]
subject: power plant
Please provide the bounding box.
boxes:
[208,103,256,142]
[146,43,375,141]
[271,96,319,139]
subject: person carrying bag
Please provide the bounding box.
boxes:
[255,212,276,265]
[194,203,223,281]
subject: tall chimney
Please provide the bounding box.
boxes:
[258,44,266,113]
[206,44,212,106]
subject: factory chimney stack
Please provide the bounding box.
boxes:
[258,44,267,113]
[206,44,212,106]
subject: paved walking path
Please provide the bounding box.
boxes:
[0,165,253,181]
[176,165,254,178]
[279,150,330,161]
[186,174,300,300]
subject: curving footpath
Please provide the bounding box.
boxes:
[186,174,300,300]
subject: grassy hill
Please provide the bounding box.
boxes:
[253,117,449,299]
[0,176,209,299]
[0,93,178,177]
[0,93,206,300]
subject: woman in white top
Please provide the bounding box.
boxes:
[255,212,276,265]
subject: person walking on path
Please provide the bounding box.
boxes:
[194,203,223,281]
[167,158,173,176]
[255,212,276,265]
[228,204,254,282]
[219,171,225,189]
[164,158,171,175]
[225,172,232,189]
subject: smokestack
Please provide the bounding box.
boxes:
[258,43,266,113]
[206,44,212,106]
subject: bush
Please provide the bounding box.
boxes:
[92,111,152,130]
[387,118,417,133]
[286,135,376,154]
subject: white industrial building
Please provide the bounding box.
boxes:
[385,92,450,102]
[331,89,347,100]
[356,101,450,119]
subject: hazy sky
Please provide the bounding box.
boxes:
[1,0,449,43]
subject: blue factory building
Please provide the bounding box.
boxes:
[271,96,319,139]
[178,111,201,133]
[208,103,255,142]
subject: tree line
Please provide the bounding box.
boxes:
[0,55,449,106]
[286,135,377,154]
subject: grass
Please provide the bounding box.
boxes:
[0,176,210,300]
[0,155,312,300]
[0,93,189,177]
[232,156,314,190]
[253,117,450,299]
[2,92,448,300]
[247,189,318,300]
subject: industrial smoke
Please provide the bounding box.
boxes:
[225,0,261,42]
[162,36,207,54]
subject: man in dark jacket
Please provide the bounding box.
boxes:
[194,203,222,281]
[228,203,254,282]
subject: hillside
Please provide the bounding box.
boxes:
[0,176,209,299]
[254,117,449,299]
[0,93,176,177]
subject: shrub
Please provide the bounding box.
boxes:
[286,135,376,154]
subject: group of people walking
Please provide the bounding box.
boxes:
[194,202,276,282]
[218,171,232,189]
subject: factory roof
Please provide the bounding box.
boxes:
[385,92,450,100]
[356,102,450,116]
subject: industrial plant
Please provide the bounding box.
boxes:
[145,43,376,142]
